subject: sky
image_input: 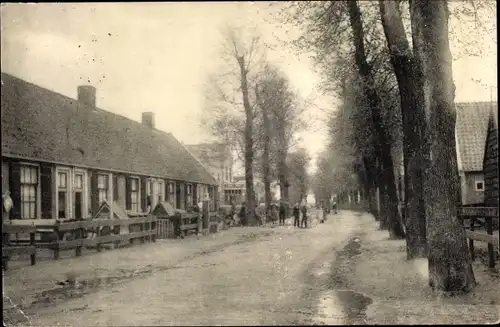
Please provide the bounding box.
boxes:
[1,2,497,176]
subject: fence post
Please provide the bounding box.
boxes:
[469,217,475,261]
[151,217,157,243]
[96,226,102,252]
[53,222,60,260]
[30,226,36,266]
[486,216,495,268]
[76,222,83,257]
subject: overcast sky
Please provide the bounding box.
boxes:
[1,2,497,175]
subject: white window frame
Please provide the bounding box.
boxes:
[97,173,110,205]
[55,167,89,220]
[56,167,72,219]
[158,180,165,204]
[73,169,88,219]
[128,176,141,213]
[20,162,41,219]
[475,180,485,192]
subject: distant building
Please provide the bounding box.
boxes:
[185,143,233,204]
[395,101,496,207]
[456,101,496,205]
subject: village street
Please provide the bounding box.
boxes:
[4,210,500,326]
[4,210,372,326]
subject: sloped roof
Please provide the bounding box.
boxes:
[455,101,497,172]
[152,201,176,217]
[0,73,217,185]
[185,143,227,166]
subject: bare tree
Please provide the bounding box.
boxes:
[347,0,405,239]
[202,25,266,225]
[410,0,475,292]
[379,0,427,259]
[287,147,311,205]
[254,64,306,211]
[276,1,406,238]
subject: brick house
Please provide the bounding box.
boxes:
[1,72,218,224]
[455,101,496,205]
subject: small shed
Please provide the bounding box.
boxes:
[152,201,176,217]
[483,106,498,219]
[91,200,130,237]
[152,201,178,239]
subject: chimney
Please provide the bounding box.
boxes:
[142,112,155,129]
[77,85,97,108]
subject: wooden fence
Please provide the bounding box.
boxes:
[459,206,499,268]
[156,212,221,239]
[2,224,37,270]
[3,216,157,267]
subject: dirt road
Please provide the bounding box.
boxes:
[4,211,366,326]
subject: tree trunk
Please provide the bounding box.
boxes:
[347,0,405,239]
[278,148,289,217]
[379,185,390,230]
[410,0,475,292]
[237,55,256,226]
[379,0,427,258]
[257,86,273,217]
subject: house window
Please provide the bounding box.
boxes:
[20,165,38,219]
[130,177,139,212]
[74,172,84,219]
[57,171,69,218]
[186,183,193,207]
[475,181,485,191]
[97,174,109,204]
[158,181,165,204]
[147,179,153,196]
[166,182,175,204]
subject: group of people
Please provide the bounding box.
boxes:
[292,202,309,228]
[233,201,311,227]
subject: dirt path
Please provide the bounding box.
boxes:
[4,211,364,326]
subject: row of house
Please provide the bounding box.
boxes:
[1,72,219,224]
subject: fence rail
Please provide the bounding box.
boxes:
[459,206,499,268]
[3,216,157,265]
[2,224,37,270]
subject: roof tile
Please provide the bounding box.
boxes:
[455,101,496,172]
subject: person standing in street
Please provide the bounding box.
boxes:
[271,204,279,225]
[239,202,247,226]
[293,202,301,227]
[301,203,308,228]
[279,201,286,226]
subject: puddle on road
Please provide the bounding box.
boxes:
[314,289,373,325]
[313,262,332,278]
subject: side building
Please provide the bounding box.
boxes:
[455,101,495,206]
[184,143,233,205]
[1,72,218,224]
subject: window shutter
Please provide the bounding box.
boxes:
[192,183,197,204]
[140,177,147,212]
[125,177,131,210]
[40,164,53,219]
[164,181,169,203]
[9,161,21,219]
[113,174,118,202]
[90,172,99,217]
